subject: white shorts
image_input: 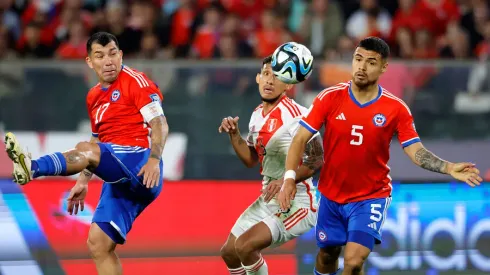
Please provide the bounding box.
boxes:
[231,196,317,248]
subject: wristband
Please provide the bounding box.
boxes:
[284,170,296,181]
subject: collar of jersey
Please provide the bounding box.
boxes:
[348,81,383,108]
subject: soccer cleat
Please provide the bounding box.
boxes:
[4,132,33,185]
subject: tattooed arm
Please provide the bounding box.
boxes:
[136,115,169,188]
[148,115,169,160]
[293,134,324,183]
[404,142,450,174]
[404,142,482,186]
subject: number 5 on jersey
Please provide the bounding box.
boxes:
[350,125,363,146]
[95,103,110,124]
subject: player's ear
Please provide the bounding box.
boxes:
[285,83,293,90]
[256,73,260,84]
[85,56,93,69]
[381,61,388,73]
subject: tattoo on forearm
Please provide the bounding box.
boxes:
[82,169,93,177]
[414,147,448,174]
[149,116,167,160]
[302,135,324,171]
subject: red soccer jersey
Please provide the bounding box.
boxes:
[86,65,163,148]
[300,82,420,203]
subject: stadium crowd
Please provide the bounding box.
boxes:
[0,0,489,60]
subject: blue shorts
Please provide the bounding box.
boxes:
[315,194,391,248]
[92,143,163,244]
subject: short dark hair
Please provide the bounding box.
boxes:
[86,32,120,54]
[263,56,272,65]
[357,37,390,59]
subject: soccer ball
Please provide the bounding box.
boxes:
[271,42,314,84]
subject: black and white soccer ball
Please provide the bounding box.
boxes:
[271,42,314,84]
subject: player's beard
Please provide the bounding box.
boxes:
[261,93,283,104]
[353,77,377,90]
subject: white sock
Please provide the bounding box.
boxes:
[243,255,268,275]
[228,266,246,275]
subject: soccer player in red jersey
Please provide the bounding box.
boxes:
[4,32,168,275]
[278,37,482,275]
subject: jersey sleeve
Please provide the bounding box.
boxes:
[299,94,328,134]
[129,79,164,122]
[396,104,421,148]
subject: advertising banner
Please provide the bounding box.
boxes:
[0,179,489,275]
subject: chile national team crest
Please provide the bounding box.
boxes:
[318,230,327,242]
[372,113,387,127]
[266,119,278,132]
[111,90,121,102]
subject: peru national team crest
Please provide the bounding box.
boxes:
[266,119,278,132]
[372,113,387,127]
[111,90,121,102]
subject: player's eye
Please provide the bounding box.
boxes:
[370,62,376,66]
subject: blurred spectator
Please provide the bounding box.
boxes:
[413,29,439,59]
[440,23,471,58]
[0,25,17,59]
[218,14,253,57]
[137,32,161,59]
[17,22,54,58]
[191,5,221,58]
[298,0,343,57]
[56,20,88,59]
[3,0,490,61]
[250,9,290,58]
[103,2,142,56]
[475,20,490,58]
[460,0,489,51]
[413,0,460,37]
[390,0,424,43]
[169,0,197,57]
[345,0,392,41]
[1,0,21,41]
[395,27,414,58]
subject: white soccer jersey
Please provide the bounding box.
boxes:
[246,96,318,209]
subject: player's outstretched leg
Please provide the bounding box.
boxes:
[87,223,122,275]
[220,233,246,275]
[234,222,271,275]
[4,132,100,185]
[314,246,342,275]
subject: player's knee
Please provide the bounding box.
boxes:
[317,246,341,265]
[220,242,237,261]
[234,237,256,257]
[75,141,94,152]
[87,234,114,259]
[343,255,365,272]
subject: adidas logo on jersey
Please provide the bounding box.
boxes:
[335,113,346,120]
[368,222,378,230]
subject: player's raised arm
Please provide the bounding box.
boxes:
[397,103,482,187]
[218,116,259,168]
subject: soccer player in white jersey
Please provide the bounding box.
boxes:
[218,56,324,275]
